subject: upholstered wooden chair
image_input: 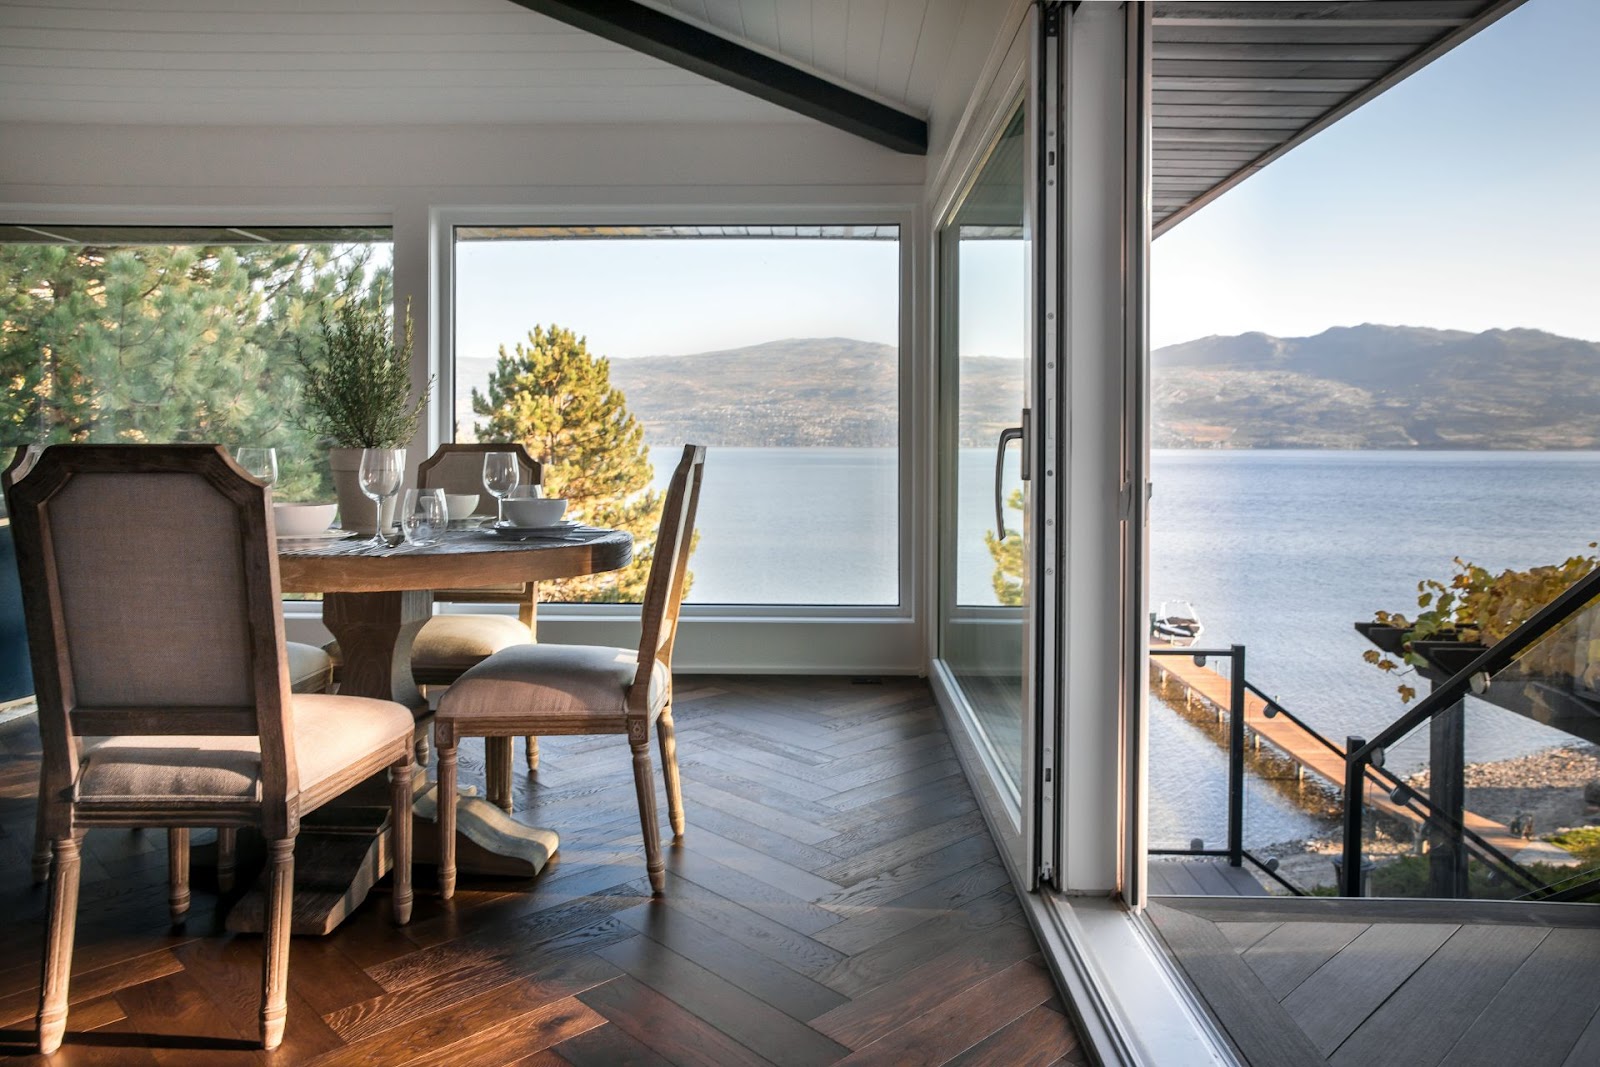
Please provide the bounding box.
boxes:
[436,444,705,897]
[3,447,337,892]
[326,442,542,786]
[10,444,416,1053]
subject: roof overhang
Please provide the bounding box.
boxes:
[1152,0,1532,236]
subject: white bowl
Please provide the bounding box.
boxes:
[444,493,480,521]
[273,502,337,537]
[503,497,567,527]
[506,485,543,500]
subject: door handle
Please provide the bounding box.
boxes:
[994,410,1030,542]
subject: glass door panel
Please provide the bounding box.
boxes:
[939,105,1030,798]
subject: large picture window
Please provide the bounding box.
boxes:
[451,224,902,607]
[1,225,393,503]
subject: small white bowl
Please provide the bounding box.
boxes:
[443,493,480,521]
[273,502,337,537]
[503,497,567,528]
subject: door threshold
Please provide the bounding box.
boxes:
[931,659,1242,1067]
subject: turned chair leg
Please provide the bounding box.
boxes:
[630,735,665,895]
[31,774,51,885]
[486,736,513,811]
[217,828,238,892]
[37,835,82,1055]
[414,732,430,768]
[657,707,685,839]
[168,828,191,924]
[437,729,458,900]
[260,837,294,1050]
[389,757,414,925]
[525,735,539,771]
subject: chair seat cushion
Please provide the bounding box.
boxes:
[77,694,412,804]
[324,614,533,684]
[436,644,668,725]
[411,614,533,672]
[286,641,333,694]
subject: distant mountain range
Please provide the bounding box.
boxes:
[456,325,1600,450]
[1153,324,1600,449]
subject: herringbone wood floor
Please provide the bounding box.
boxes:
[0,676,1084,1066]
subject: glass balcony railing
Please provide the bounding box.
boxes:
[1342,567,1600,900]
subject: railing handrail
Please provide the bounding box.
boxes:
[1349,563,1600,766]
[1243,680,1347,760]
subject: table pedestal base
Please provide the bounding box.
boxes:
[225,778,558,935]
[226,808,392,936]
[413,782,558,878]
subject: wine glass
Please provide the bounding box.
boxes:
[400,488,447,546]
[236,447,278,488]
[482,452,520,527]
[358,448,405,547]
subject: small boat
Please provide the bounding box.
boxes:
[1152,599,1204,644]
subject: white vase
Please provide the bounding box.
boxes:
[329,447,398,534]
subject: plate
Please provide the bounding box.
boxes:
[275,529,349,542]
[484,520,580,540]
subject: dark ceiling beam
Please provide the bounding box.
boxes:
[505,0,928,155]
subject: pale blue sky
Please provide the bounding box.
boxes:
[1153,0,1598,348]
[455,237,900,362]
[454,0,1592,365]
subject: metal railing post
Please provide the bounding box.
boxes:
[1342,736,1367,896]
[1228,644,1245,868]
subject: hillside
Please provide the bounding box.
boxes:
[458,337,1021,448]
[457,325,1600,450]
[1153,325,1600,449]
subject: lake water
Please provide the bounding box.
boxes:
[655,446,1600,847]
[1148,449,1600,847]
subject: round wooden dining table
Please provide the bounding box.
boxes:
[228,524,634,935]
[277,525,634,709]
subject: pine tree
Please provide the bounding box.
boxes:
[0,241,387,501]
[471,324,684,603]
[986,488,1025,606]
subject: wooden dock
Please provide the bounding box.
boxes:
[1148,647,1574,868]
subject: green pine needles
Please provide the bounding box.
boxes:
[297,296,431,448]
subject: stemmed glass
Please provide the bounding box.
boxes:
[482,452,520,527]
[358,448,405,547]
[236,447,278,488]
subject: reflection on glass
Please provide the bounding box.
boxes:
[938,105,1028,795]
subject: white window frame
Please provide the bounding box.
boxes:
[430,204,927,674]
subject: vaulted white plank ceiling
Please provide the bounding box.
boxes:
[0,0,1532,225]
[0,0,975,127]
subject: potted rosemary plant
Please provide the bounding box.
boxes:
[296,297,431,533]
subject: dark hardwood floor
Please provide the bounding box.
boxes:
[0,676,1084,1066]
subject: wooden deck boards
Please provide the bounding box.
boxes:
[1152,897,1600,1067]
[0,676,1084,1066]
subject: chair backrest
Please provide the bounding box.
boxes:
[0,447,44,701]
[418,442,544,606]
[417,442,542,519]
[633,444,707,697]
[9,445,296,827]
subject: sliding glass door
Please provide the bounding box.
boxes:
[936,5,1066,890]
[938,105,1030,801]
